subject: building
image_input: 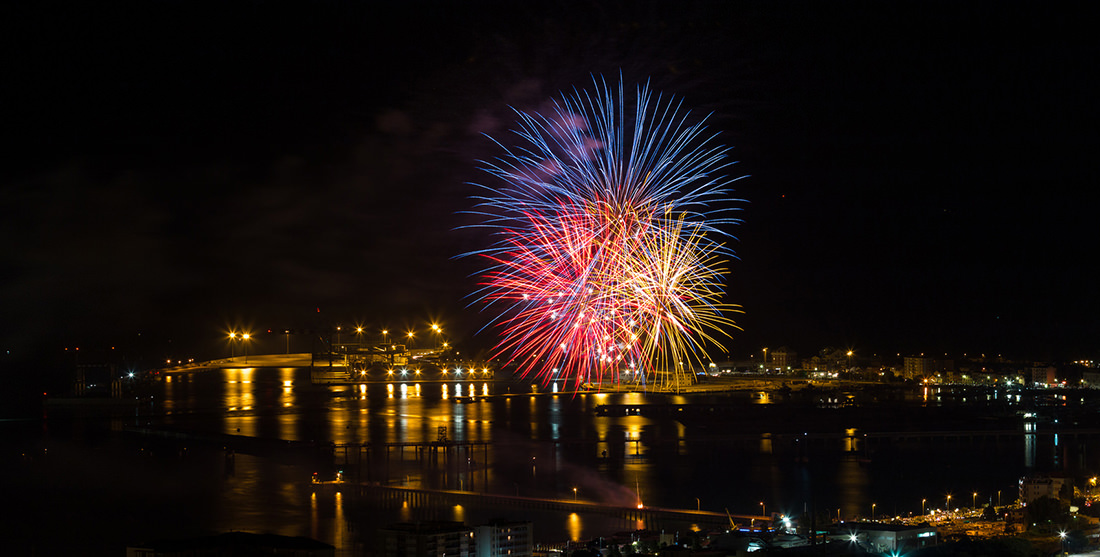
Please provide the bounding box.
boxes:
[380,522,474,557]
[1030,365,1058,386]
[474,520,533,557]
[769,348,798,372]
[1084,370,1100,387]
[1019,475,1069,503]
[903,356,935,380]
[845,523,937,554]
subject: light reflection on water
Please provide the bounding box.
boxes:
[141,368,1100,551]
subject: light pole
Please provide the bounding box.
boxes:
[407,331,415,349]
[922,498,926,516]
[696,497,701,511]
[1060,530,1067,556]
[946,494,952,510]
[284,329,290,354]
[972,492,978,510]
[573,487,578,501]
[871,502,876,521]
[760,502,766,520]
[228,332,238,358]
[242,333,250,364]
[762,347,768,371]
[382,329,388,345]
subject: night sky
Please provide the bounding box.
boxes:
[3,1,1097,385]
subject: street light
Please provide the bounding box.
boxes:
[972,491,978,510]
[228,332,238,358]
[760,501,766,519]
[242,333,250,364]
[871,502,876,521]
[407,331,415,349]
[574,487,578,501]
[1060,530,1067,556]
[922,498,927,515]
[696,497,701,511]
[946,494,952,509]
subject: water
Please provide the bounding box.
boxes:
[4,368,1098,555]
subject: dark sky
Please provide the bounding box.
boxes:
[2,1,1097,377]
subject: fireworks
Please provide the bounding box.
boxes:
[468,77,744,390]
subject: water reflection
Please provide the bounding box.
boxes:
[567,512,582,542]
[140,369,1100,552]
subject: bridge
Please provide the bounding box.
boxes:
[313,482,771,531]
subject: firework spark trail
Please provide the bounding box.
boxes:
[466,76,745,391]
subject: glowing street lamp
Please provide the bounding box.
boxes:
[406,331,415,348]
[431,323,444,348]
[946,494,952,509]
[242,333,251,364]
[760,501,766,519]
[972,491,978,510]
[871,502,876,521]
[922,498,927,515]
[228,332,238,358]
[573,487,578,501]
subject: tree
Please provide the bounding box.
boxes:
[1059,481,1074,502]
[1025,495,1067,531]
[981,505,999,521]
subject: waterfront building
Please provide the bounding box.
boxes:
[380,521,474,557]
[1029,365,1058,386]
[903,356,935,380]
[475,520,533,557]
[769,348,798,372]
[844,523,937,554]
